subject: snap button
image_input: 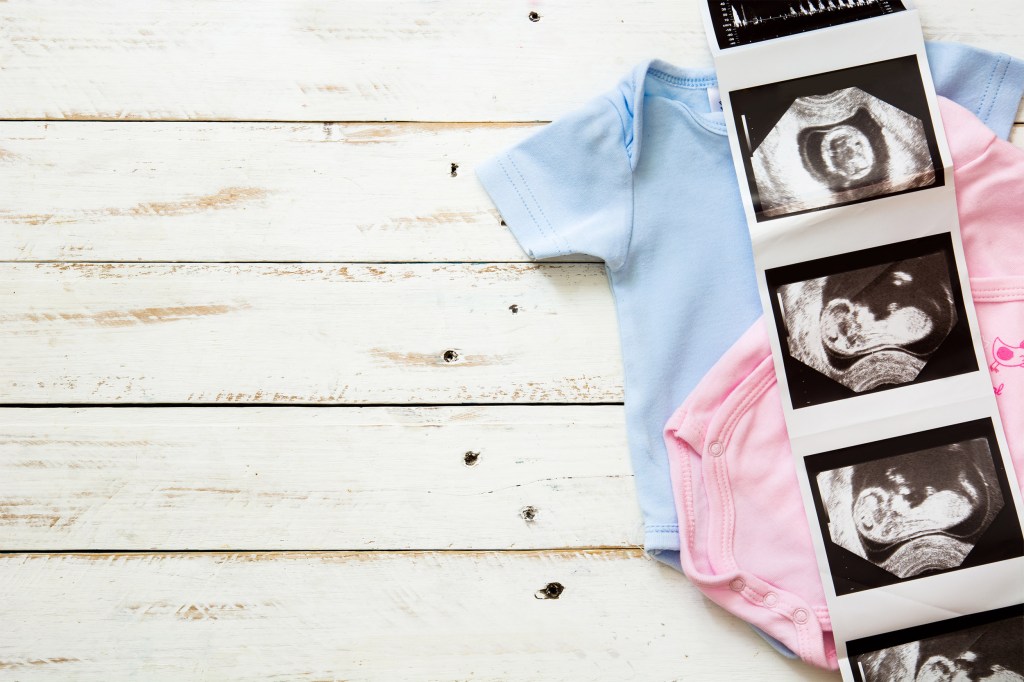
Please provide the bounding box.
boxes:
[793,608,809,624]
[708,441,724,457]
[729,578,745,592]
[763,592,778,607]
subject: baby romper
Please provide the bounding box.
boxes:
[662,98,1024,670]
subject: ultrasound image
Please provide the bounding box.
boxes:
[752,87,934,218]
[852,611,1024,682]
[708,0,906,49]
[815,438,1002,580]
[777,252,956,393]
[729,57,944,222]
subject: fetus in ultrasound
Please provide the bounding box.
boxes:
[816,438,1002,579]
[777,252,956,392]
[751,87,935,217]
[854,615,1024,682]
[798,107,889,192]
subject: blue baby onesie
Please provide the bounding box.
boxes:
[476,42,1024,654]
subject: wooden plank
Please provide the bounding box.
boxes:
[0,406,639,550]
[0,0,1018,122]
[2,122,1018,263]
[0,122,541,262]
[0,550,837,681]
[0,263,622,404]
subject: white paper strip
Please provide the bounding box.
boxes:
[699,3,1024,679]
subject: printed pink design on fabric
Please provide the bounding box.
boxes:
[990,338,1024,372]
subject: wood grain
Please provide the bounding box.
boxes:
[2,3,1019,679]
[0,123,1017,262]
[0,122,536,262]
[0,406,640,550]
[0,263,621,403]
[0,0,1018,122]
[0,550,837,681]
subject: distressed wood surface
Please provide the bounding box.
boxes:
[0,550,837,681]
[0,406,641,550]
[0,122,1019,262]
[3,1,1021,680]
[0,0,1019,122]
[0,263,621,404]
[0,122,531,262]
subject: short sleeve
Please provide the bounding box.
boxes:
[926,41,1024,141]
[476,90,636,271]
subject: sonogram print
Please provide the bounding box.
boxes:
[851,611,1024,682]
[728,57,944,221]
[815,438,1003,580]
[777,252,956,393]
[752,87,934,217]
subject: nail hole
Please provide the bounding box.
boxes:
[450,162,459,177]
[535,582,564,599]
[464,450,480,466]
[528,11,541,22]
[520,505,538,521]
[443,349,459,363]
[509,304,519,314]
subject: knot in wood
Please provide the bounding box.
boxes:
[535,582,564,599]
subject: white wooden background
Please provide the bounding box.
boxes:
[0,2,1020,679]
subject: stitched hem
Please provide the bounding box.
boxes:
[474,152,573,260]
[664,339,834,669]
[644,526,682,553]
[605,93,638,272]
[971,276,1024,303]
[980,53,1024,140]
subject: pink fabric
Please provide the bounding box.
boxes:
[663,98,1024,671]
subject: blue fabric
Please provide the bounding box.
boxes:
[478,42,1022,556]
[926,43,1024,141]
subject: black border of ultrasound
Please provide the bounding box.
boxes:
[846,603,1024,682]
[764,232,979,409]
[707,0,907,50]
[728,55,944,222]
[804,418,1024,596]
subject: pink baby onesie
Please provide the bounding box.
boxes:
[662,98,1024,670]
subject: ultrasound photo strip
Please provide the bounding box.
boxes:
[708,0,906,49]
[702,7,1022,680]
